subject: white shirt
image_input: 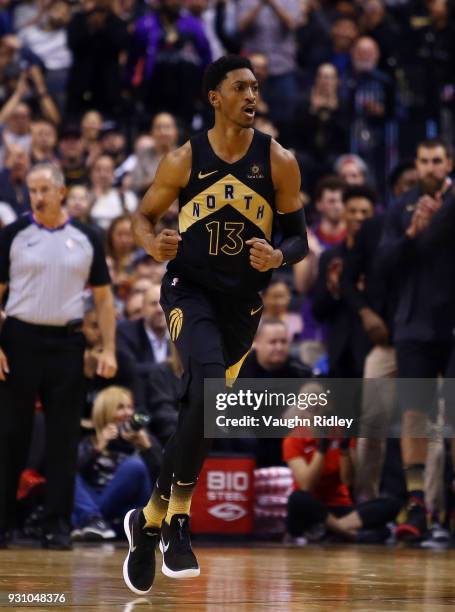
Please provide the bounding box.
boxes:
[90,189,138,230]
[145,327,168,363]
[18,26,72,71]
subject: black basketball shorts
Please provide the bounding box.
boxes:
[160,272,263,385]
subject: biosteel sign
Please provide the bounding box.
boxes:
[191,457,255,534]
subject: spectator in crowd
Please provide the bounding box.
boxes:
[0,162,117,549]
[65,184,91,223]
[72,386,162,541]
[17,0,72,111]
[359,0,401,76]
[66,0,129,117]
[335,153,369,185]
[240,319,311,466]
[124,291,145,321]
[30,119,58,164]
[0,64,60,130]
[105,214,137,294]
[99,124,128,172]
[340,205,398,501]
[402,0,455,124]
[312,185,375,377]
[130,112,179,196]
[247,52,270,116]
[0,96,32,154]
[293,62,349,189]
[237,0,301,136]
[115,134,155,187]
[80,110,103,166]
[293,176,346,367]
[186,0,225,60]
[0,143,31,214]
[262,278,302,342]
[127,0,212,124]
[377,138,455,542]
[89,155,138,229]
[283,420,400,544]
[387,159,418,201]
[58,124,88,186]
[116,283,170,401]
[144,343,182,445]
[344,36,394,187]
[0,200,16,227]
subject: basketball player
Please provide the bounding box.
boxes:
[122,55,308,595]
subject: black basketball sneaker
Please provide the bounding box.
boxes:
[123,508,160,594]
[159,514,200,578]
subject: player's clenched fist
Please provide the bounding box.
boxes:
[146,228,182,262]
[246,238,283,272]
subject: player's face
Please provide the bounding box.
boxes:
[215,69,259,128]
[416,146,453,195]
[344,197,374,236]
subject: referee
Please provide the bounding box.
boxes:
[0,163,117,549]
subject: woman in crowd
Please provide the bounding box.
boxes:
[262,279,303,342]
[282,391,400,545]
[72,386,162,541]
[105,214,138,297]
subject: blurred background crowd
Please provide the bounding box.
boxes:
[1,0,455,548]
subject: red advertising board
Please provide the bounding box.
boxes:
[191,456,256,534]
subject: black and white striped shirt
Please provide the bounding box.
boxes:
[0,215,110,326]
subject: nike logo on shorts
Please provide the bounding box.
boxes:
[198,170,218,179]
[176,480,195,486]
[250,305,263,316]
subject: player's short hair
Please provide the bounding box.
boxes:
[203,55,255,99]
[342,185,377,207]
[416,138,453,159]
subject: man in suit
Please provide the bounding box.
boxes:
[312,185,375,377]
[377,138,455,541]
[117,284,170,400]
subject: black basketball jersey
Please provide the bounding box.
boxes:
[167,129,276,295]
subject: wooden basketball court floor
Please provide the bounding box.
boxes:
[1,543,455,611]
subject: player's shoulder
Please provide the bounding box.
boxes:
[271,139,299,169]
[162,141,192,169]
[270,138,300,183]
[158,141,192,187]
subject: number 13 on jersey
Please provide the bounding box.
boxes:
[206,221,245,256]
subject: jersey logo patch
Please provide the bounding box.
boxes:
[247,164,264,179]
[169,308,183,341]
[198,170,218,180]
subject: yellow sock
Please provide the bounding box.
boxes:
[143,486,170,528]
[165,482,195,525]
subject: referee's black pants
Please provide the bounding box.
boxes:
[0,317,85,532]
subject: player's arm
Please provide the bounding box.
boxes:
[246,140,308,271]
[132,143,191,263]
